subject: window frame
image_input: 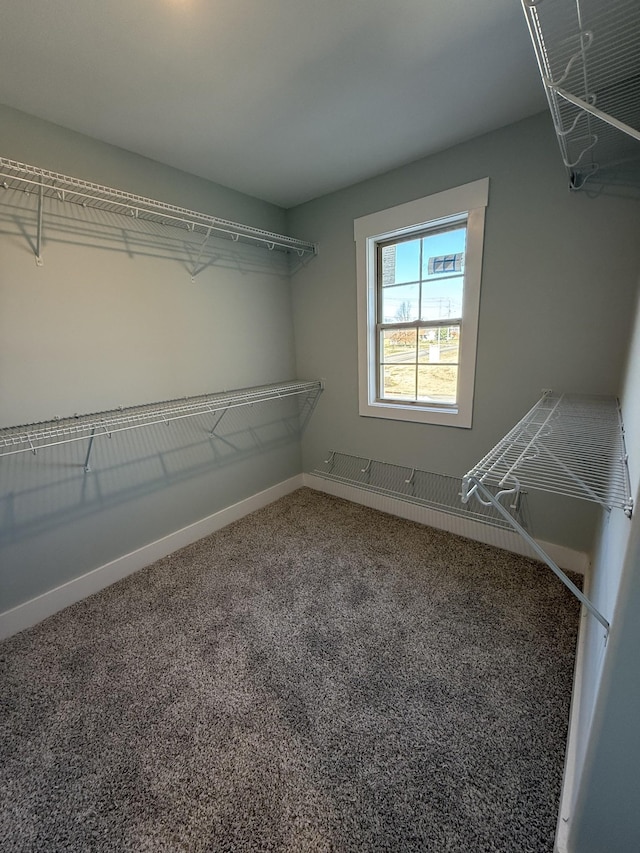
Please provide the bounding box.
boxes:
[355,179,489,428]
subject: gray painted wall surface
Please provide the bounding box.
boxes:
[568,285,640,852]
[286,112,640,550]
[0,105,302,611]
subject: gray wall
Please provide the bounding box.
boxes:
[286,112,640,550]
[567,283,640,852]
[0,104,303,611]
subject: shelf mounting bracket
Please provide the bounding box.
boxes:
[209,409,228,436]
[83,423,111,473]
[190,227,213,281]
[464,476,610,635]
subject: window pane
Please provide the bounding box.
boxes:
[421,227,466,279]
[417,365,458,404]
[380,283,419,323]
[381,239,420,286]
[381,327,417,363]
[418,326,460,363]
[421,276,463,321]
[381,365,417,400]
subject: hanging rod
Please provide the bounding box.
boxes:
[0,379,323,471]
[0,157,318,261]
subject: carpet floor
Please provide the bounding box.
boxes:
[0,488,580,852]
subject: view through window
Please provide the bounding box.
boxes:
[377,223,466,406]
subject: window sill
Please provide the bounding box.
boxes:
[359,399,472,428]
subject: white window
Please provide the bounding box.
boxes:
[355,179,488,428]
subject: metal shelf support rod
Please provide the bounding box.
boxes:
[84,429,96,473]
[209,409,228,436]
[191,227,213,281]
[36,181,44,266]
[550,85,640,143]
[466,476,610,634]
[83,424,112,473]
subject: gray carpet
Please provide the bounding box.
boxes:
[0,488,579,852]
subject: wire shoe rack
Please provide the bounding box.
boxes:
[314,451,521,530]
[0,157,318,265]
[0,380,323,473]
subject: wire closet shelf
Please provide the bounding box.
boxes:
[0,380,323,470]
[0,157,317,257]
[522,0,640,189]
[461,391,632,517]
[461,391,633,634]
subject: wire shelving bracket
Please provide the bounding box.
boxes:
[522,0,640,190]
[0,157,318,266]
[0,379,323,473]
[461,391,634,635]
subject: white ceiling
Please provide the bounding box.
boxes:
[0,0,545,208]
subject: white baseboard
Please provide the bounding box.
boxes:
[0,475,304,641]
[554,612,589,853]
[303,473,590,575]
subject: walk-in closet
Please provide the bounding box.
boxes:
[1,2,639,851]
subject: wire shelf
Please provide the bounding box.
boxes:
[0,380,323,464]
[523,0,640,189]
[462,392,632,516]
[313,451,521,530]
[459,389,631,633]
[0,157,317,257]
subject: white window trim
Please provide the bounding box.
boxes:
[355,178,489,428]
